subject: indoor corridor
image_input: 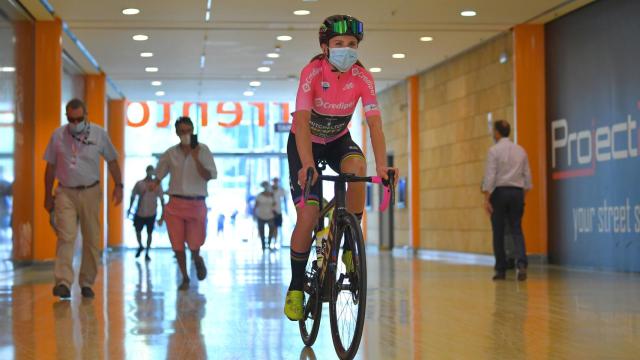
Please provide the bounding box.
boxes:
[2,246,639,359]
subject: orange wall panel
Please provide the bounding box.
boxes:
[107,99,126,247]
[12,21,35,260]
[513,25,548,255]
[84,74,107,249]
[32,20,62,261]
[408,76,420,249]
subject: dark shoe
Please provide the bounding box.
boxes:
[517,265,527,281]
[194,256,207,281]
[145,253,151,262]
[178,278,190,291]
[53,284,71,299]
[135,247,144,258]
[506,258,516,270]
[81,287,95,298]
[492,272,506,281]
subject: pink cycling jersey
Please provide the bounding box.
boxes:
[292,58,381,144]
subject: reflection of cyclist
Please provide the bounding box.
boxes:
[284,15,399,320]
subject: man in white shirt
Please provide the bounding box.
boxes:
[254,181,276,250]
[155,117,217,291]
[271,177,287,248]
[44,98,123,299]
[482,120,532,281]
[128,165,165,261]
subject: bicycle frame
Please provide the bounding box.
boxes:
[304,166,396,283]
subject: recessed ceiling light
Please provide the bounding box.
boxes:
[151,81,162,86]
[267,53,280,58]
[132,34,149,41]
[145,67,159,72]
[122,8,140,15]
[392,53,406,59]
[369,67,382,73]
[293,10,310,16]
[257,67,271,72]
[140,52,153,58]
[277,35,293,41]
[263,60,274,65]
[249,81,262,87]
[420,36,434,42]
[155,91,165,96]
[243,90,255,97]
[0,67,15,72]
[460,10,477,17]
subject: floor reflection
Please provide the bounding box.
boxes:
[0,246,639,359]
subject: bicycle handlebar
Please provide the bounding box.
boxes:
[302,168,396,212]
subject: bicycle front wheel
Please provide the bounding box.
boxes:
[329,212,366,360]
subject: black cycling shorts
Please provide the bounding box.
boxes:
[133,215,156,233]
[287,132,365,207]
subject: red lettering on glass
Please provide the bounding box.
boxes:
[217,102,243,128]
[249,102,266,127]
[126,101,150,127]
[276,102,291,123]
[199,103,209,127]
[157,102,174,128]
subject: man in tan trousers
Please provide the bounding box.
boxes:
[44,99,123,299]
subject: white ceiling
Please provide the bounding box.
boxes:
[47,0,571,102]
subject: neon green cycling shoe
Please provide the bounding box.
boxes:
[342,250,355,273]
[284,290,304,321]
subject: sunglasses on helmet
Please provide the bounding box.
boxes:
[329,19,363,35]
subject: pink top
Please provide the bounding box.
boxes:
[293,58,381,144]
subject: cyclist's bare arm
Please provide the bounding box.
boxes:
[366,115,399,185]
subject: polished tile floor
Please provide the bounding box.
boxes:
[0,241,639,359]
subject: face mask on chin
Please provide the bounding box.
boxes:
[328,47,358,72]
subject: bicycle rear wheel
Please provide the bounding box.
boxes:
[329,212,366,360]
[299,241,322,346]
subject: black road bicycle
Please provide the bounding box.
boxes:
[298,162,395,360]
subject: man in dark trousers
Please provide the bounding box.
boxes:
[128,165,165,261]
[482,120,532,281]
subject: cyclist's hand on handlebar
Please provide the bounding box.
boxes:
[376,166,400,187]
[298,165,318,190]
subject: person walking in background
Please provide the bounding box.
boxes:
[155,117,217,291]
[128,165,165,261]
[254,181,276,251]
[271,177,287,248]
[0,166,12,236]
[482,120,532,281]
[217,213,225,237]
[44,98,123,299]
[230,209,238,228]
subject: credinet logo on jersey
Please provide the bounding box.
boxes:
[551,106,639,180]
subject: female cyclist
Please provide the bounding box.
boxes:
[284,14,399,320]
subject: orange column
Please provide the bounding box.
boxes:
[407,76,420,250]
[513,25,548,256]
[31,19,62,261]
[84,73,107,250]
[12,20,35,261]
[107,99,125,247]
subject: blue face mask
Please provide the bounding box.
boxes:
[70,120,87,134]
[328,47,358,72]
